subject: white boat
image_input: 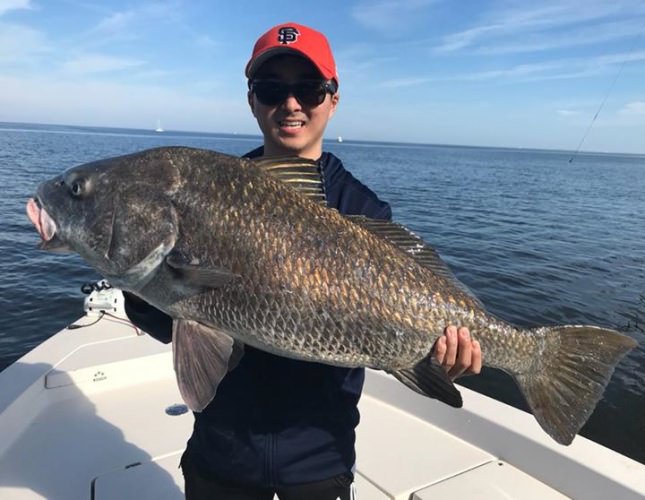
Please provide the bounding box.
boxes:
[0,286,643,500]
[155,119,164,133]
[337,136,343,143]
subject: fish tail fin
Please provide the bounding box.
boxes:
[390,354,463,408]
[515,325,636,445]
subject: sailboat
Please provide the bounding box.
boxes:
[155,119,164,133]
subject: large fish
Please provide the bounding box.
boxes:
[26,147,636,445]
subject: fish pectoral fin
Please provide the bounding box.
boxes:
[172,319,244,412]
[389,355,462,408]
[166,252,239,289]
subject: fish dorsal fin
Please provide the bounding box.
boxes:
[346,215,483,305]
[251,156,326,205]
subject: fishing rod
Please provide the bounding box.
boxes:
[568,23,645,163]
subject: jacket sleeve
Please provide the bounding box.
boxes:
[123,292,173,344]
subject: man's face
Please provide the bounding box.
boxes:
[248,54,339,160]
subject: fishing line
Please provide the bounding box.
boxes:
[568,22,645,163]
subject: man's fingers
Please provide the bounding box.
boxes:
[433,335,447,364]
[448,327,472,378]
[433,326,483,379]
[470,340,482,375]
[442,325,458,370]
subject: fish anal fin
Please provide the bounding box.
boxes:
[515,325,636,445]
[390,355,462,408]
[172,319,244,412]
[251,156,326,205]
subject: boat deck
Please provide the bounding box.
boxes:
[0,314,643,500]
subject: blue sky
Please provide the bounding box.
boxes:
[2,0,645,153]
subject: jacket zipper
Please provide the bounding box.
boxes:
[265,431,276,488]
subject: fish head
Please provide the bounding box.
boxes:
[26,149,180,288]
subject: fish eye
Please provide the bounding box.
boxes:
[70,178,86,197]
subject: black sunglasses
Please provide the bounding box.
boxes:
[250,79,337,107]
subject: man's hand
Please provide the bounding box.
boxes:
[433,326,482,380]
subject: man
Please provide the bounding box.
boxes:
[125,22,481,500]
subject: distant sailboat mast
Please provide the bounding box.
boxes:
[155,119,164,133]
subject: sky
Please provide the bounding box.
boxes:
[2,0,645,154]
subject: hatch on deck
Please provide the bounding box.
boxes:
[92,453,184,500]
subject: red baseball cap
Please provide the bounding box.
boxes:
[245,22,338,84]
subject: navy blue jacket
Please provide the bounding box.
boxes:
[124,149,391,486]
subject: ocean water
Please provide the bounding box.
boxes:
[1,122,643,463]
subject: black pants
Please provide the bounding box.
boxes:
[181,452,355,500]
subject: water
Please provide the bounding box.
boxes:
[1,122,644,463]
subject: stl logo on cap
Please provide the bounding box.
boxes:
[277,26,299,45]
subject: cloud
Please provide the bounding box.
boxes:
[83,2,181,44]
[62,54,145,74]
[379,49,645,88]
[434,1,645,53]
[435,24,497,53]
[194,34,218,49]
[92,10,137,35]
[475,18,645,55]
[0,74,252,133]
[592,50,645,66]
[0,21,49,63]
[379,76,433,88]
[351,0,437,32]
[557,109,581,116]
[0,0,32,16]
[619,101,645,115]
[79,2,216,56]
[379,60,573,87]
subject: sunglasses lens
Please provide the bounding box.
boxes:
[253,81,328,107]
[253,82,287,106]
[294,82,326,106]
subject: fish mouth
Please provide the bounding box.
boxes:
[26,197,71,252]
